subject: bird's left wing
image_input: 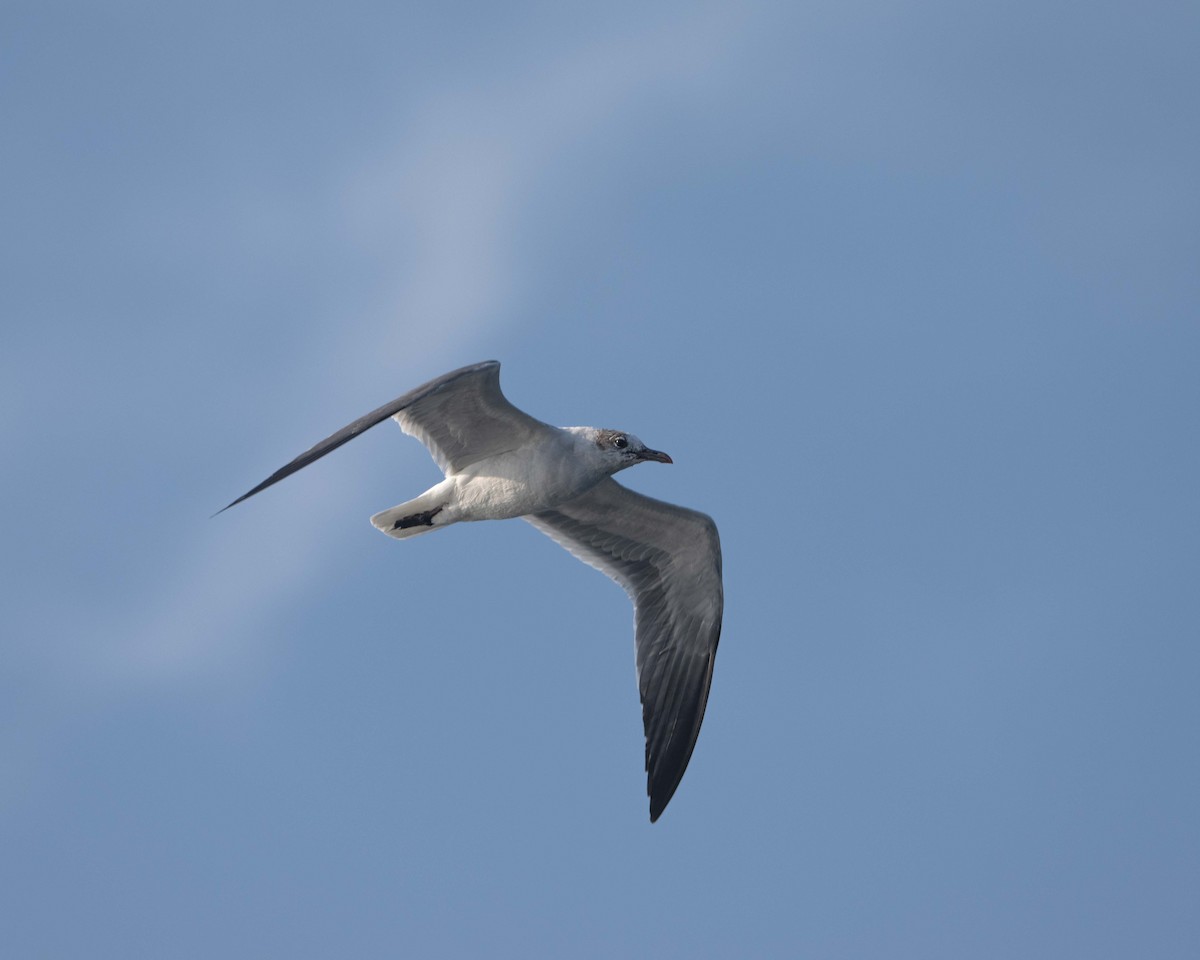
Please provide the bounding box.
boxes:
[526,477,723,822]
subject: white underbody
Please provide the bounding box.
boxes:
[371,427,609,537]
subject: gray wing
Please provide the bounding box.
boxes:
[526,477,723,822]
[217,360,549,513]
[390,361,551,475]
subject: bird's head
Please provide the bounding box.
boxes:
[592,428,673,475]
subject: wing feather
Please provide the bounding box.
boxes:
[391,362,551,474]
[217,360,549,513]
[526,477,722,821]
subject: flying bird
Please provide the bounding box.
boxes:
[219,361,722,821]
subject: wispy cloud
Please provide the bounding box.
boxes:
[338,3,748,377]
[77,3,752,698]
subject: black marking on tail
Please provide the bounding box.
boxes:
[392,506,443,530]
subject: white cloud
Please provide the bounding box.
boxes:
[337,3,748,379]
[93,2,753,695]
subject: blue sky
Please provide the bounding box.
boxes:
[3,1,1198,956]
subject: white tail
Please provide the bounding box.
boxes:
[370,485,453,540]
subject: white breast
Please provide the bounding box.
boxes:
[448,432,602,522]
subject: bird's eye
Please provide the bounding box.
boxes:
[613,435,628,449]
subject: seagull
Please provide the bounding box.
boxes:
[219,360,722,821]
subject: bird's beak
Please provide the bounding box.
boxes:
[639,448,673,464]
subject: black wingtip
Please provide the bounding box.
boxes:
[213,361,503,522]
[648,783,675,823]
[210,494,248,519]
[211,474,284,518]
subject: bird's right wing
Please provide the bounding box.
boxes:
[390,361,552,475]
[217,360,550,514]
[526,478,723,822]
